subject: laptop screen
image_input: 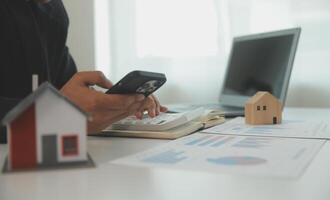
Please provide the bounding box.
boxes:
[220,28,301,107]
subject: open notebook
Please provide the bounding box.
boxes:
[99,109,225,139]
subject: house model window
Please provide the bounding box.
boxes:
[62,135,79,156]
[263,106,267,110]
[257,106,261,111]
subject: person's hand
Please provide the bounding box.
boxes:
[60,71,146,134]
[135,94,168,119]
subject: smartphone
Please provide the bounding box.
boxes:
[106,70,167,97]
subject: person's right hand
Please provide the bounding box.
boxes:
[60,71,146,134]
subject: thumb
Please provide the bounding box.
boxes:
[76,71,113,89]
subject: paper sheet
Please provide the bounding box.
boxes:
[112,133,324,178]
[201,117,330,139]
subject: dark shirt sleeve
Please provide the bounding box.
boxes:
[0,0,78,144]
[0,47,77,144]
[54,46,77,89]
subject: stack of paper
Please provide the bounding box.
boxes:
[112,133,324,178]
[201,117,330,139]
[111,117,329,178]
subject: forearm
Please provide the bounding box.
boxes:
[0,97,21,144]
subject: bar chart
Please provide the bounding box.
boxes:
[207,156,267,166]
[184,135,235,148]
[142,150,187,164]
[232,137,274,149]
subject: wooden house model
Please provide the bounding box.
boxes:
[2,82,91,171]
[245,91,282,125]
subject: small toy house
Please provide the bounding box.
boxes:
[245,91,282,125]
[2,82,92,172]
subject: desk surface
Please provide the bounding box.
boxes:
[1,108,330,200]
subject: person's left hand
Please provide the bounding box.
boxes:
[135,94,168,119]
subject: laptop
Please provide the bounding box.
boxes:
[169,27,301,117]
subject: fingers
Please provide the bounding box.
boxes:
[135,112,144,119]
[75,71,113,89]
[94,90,145,110]
[62,71,170,134]
[135,95,167,118]
[151,95,168,113]
[127,101,145,116]
[151,95,161,115]
[88,111,131,134]
[142,96,157,117]
[160,105,168,112]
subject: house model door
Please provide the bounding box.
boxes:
[42,135,58,166]
[273,117,277,124]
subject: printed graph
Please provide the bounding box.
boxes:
[211,137,235,147]
[221,124,286,135]
[232,137,273,149]
[244,126,286,135]
[185,135,234,148]
[185,135,213,146]
[142,150,187,164]
[204,117,318,137]
[113,132,325,178]
[207,156,267,166]
[198,136,224,146]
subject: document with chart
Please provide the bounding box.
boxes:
[112,133,324,178]
[201,117,330,139]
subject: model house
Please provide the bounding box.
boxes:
[2,82,89,171]
[245,91,282,125]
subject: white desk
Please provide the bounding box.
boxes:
[1,108,330,200]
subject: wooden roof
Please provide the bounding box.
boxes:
[246,91,281,105]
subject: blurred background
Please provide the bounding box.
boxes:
[62,0,330,107]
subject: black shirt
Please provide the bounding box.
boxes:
[0,0,77,143]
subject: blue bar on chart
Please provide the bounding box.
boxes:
[231,126,244,131]
[232,137,273,149]
[211,136,235,147]
[207,156,267,166]
[142,150,187,164]
[244,126,286,135]
[198,136,224,147]
[185,135,213,146]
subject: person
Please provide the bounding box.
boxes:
[0,0,167,143]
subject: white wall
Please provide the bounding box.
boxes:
[227,0,330,108]
[133,0,330,108]
[36,90,87,163]
[63,0,330,108]
[62,0,96,72]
